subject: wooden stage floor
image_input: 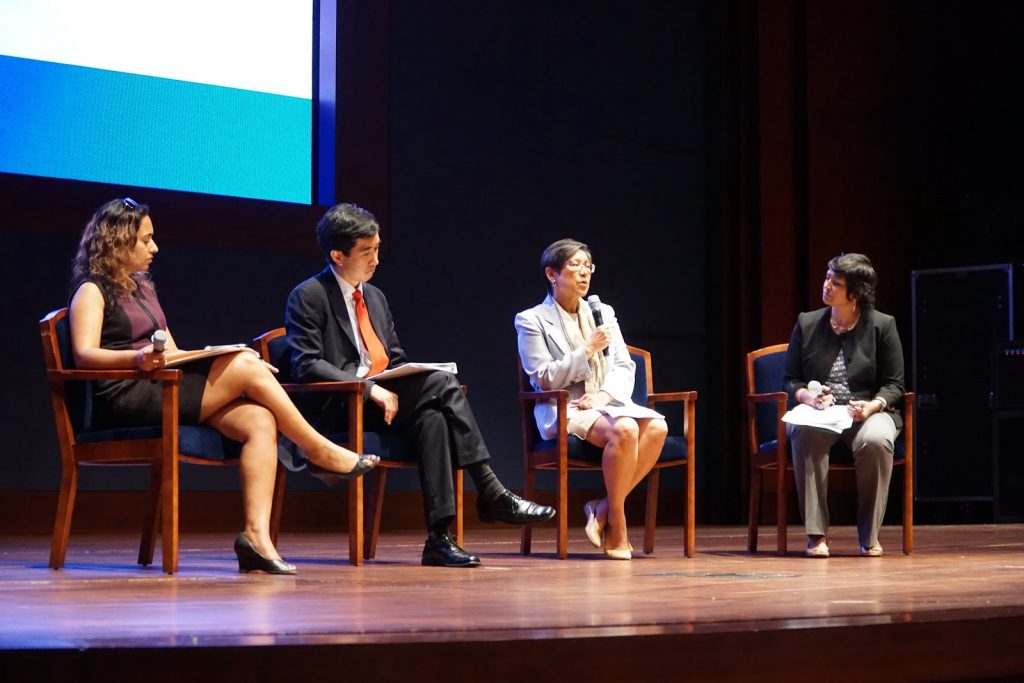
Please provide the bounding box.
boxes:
[2,524,1024,682]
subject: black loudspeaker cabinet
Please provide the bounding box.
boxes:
[912,264,1013,502]
[993,409,1024,522]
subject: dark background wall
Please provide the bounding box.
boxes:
[3,1,1023,525]
[1,2,713,512]
[719,0,1024,521]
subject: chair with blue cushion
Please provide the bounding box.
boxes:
[745,343,914,555]
[40,308,280,574]
[517,346,697,559]
[255,328,464,566]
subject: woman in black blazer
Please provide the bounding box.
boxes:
[783,253,905,558]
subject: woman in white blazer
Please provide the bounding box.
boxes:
[515,239,667,560]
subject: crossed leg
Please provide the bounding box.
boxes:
[199,351,369,473]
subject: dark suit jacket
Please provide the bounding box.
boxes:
[285,267,407,402]
[784,307,905,430]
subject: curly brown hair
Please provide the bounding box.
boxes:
[70,198,152,309]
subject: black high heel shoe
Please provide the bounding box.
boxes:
[307,454,379,487]
[233,533,297,575]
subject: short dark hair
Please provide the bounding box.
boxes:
[316,203,379,262]
[828,252,877,309]
[540,238,592,293]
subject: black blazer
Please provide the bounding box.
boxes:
[285,267,407,402]
[784,307,905,430]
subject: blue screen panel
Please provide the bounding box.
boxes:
[0,55,311,203]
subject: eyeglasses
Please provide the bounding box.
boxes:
[562,260,596,274]
[122,197,139,210]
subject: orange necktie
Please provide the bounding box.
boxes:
[351,289,389,376]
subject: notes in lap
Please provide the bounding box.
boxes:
[781,404,853,434]
[367,362,458,381]
[163,344,256,368]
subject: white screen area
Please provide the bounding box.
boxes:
[0,1,314,203]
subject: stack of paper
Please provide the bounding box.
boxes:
[781,404,853,434]
[368,362,458,381]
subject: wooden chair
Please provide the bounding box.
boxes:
[255,328,463,565]
[40,308,282,574]
[745,343,914,555]
[518,346,696,559]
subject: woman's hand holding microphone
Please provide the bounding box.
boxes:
[584,327,610,358]
[801,380,833,410]
[135,329,168,371]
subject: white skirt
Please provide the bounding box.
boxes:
[566,401,665,440]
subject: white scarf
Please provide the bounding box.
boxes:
[554,298,606,394]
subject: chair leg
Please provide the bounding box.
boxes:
[557,463,569,559]
[160,457,179,575]
[776,463,788,557]
[48,465,78,570]
[685,458,695,559]
[521,466,536,555]
[138,460,161,566]
[747,468,762,553]
[361,469,385,561]
[348,476,365,566]
[643,469,659,555]
[454,468,464,549]
[903,462,913,554]
[269,464,287,547]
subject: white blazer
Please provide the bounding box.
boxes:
[515,294,636,440]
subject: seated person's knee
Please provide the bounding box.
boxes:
[612,418,640,442]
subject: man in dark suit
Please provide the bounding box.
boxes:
[285,203,555,567]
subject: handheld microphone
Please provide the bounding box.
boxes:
[150,329,168,354]
[587,295,609,357]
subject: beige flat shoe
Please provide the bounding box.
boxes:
[603,546,632,560]
[806,538,830,558]
[860,543,883,557]
[583,500,603,549]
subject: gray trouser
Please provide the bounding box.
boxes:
[787,412,898,548]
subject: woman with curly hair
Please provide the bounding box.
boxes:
[69,198,378,574]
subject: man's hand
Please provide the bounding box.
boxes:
[370,384,399,424]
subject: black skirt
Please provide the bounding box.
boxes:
[91,358,216,429]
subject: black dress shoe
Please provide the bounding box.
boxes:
[477,490,556,525]
[421,533,481,568]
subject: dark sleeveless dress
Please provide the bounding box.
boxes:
[85,282,212,428]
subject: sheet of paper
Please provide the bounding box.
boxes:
[163,345,256,367]
[368,361,458,381]
[781,404,853,434]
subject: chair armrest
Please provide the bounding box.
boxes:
[277,380,365,395]
[646,391,697,438]
[745,391,788,464]
[47,368,182,382]
[517,388,569,453]
[518,388,569,402]
[648,390,697,405]
[747,391,787,405]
